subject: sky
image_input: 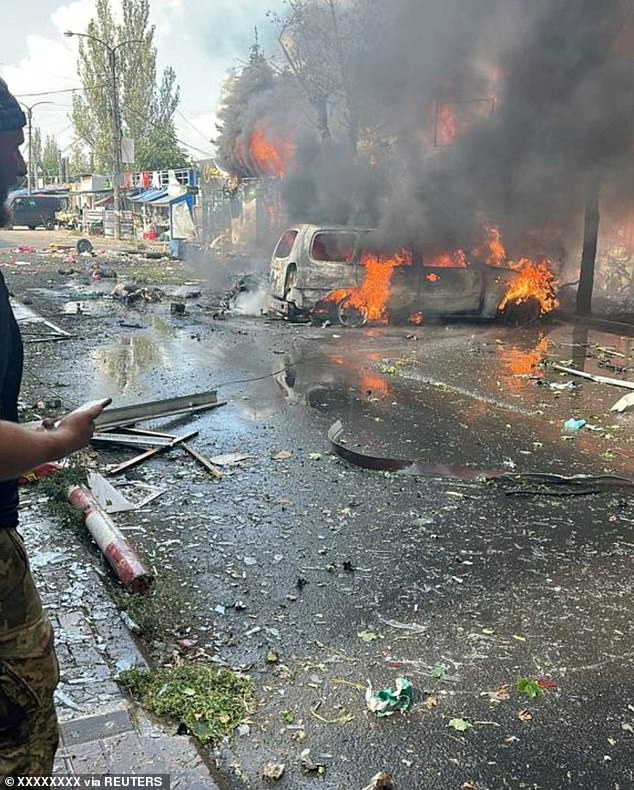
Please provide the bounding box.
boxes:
[1,0,283,163]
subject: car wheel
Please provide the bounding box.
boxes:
[337,295,368,327]
[45,219,55,231]
[76,238,93,254]
[500,296,542,325]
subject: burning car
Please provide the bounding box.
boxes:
[269,224,558,326]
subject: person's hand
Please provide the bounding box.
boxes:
[50,398,111,456]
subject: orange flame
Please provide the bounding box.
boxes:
[426,250,468,268]
[249,126,294,177]
[436,103,459,146]
[325,249,411,324]
[499,259,559,316]
[473,225,506,266]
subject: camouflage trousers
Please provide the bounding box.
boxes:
[0,528,59,779]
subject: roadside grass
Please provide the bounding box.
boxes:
[112,569,193,643]
[38,463,89,531]
[118,663,255,745]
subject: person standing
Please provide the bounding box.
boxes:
[0,76,109,777]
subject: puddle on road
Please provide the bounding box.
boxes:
[271,322,633,470]
[90,316,224,397]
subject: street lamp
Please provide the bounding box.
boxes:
[64,29,142,240]
[18,100,54,194]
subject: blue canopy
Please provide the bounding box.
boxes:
[129,188,168,203]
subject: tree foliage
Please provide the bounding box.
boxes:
[41,135,62,179]
[269,0,377,145]
[71,0,187,173]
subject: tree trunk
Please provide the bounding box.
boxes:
[576,177,601,316]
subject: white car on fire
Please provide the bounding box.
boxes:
[269,224,554,326]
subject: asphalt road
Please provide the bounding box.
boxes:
[2,229,633,790]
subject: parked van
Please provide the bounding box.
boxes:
[269,223,526,325]
[7,194,67,230]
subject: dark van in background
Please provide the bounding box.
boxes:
[7,194,67,230]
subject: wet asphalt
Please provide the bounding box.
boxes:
[1,231,633,790]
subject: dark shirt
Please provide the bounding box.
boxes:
[0,270,23,527]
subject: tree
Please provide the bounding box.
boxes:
[71,0,184,173]
[30,128,42,177]
[135,67,189,170]
[270,0,377,146]
[41,135,62,182]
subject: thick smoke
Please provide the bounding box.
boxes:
[220,0,634,262]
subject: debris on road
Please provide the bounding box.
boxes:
[87,472,164,513]
[261,762,285,782]
[551,363,634,391]
[300,749,327,775]
[328,420,503,479]
[67,484,153,592]
[563,417,587,433]
[611,392,634,413]
[207,451,253,466]
[94,390,224,430]
[360,771,395,790]
[366,677,413,717]
[448,718,473,732]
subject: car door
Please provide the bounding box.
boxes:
[419,253,484,315]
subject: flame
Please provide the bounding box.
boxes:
[473,225,506,266]
[324,249,411,324]
[436,103,459,146]
[499,259,559,316]
[426,250,468,268]
[249,126,294,177]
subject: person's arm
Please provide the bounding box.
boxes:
[0,399,110,481]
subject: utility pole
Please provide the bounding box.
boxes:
[18,101,53,194]
[108,46,123,240]
[65,30,142,240]
[576,176,601,316]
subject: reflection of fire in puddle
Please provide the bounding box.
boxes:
[500,336,550,392]
[359,372,390,399]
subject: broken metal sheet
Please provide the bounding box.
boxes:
[87,472,165,513]
[328,420,634,490]
[207,451,254,466]
[328,420,503,479]
[104,430,199,475]
[94,390,225,430]
[551,363,634,391]
[91,433,178,448]
[611,392,634,413]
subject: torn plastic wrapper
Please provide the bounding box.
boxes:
[366,677,413,717]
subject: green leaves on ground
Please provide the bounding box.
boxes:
[430,665,447,680]
[448,718,472,732]
[516,678,544,698]
[118,663,255,745]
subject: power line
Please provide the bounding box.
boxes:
[176,108,213,144]
[14,88,82,97]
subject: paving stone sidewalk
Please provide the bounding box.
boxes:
[19,491,222,790]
